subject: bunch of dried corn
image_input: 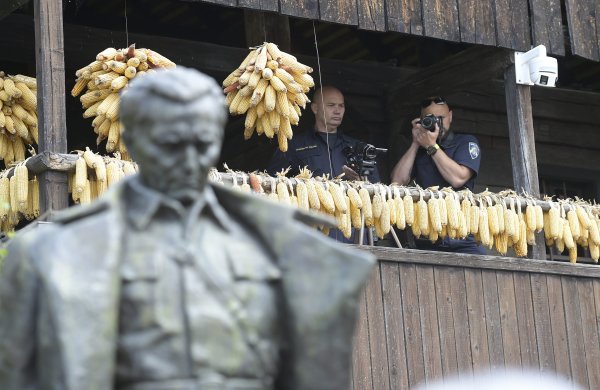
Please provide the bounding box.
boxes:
[222,42,314,152]
[69,149,138,205]
[0,159,39,232]
[0,72,38,165]
[71,45,176,158]
[214,170,600,262]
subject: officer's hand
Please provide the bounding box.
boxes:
[342,165,361,181]
[410,118,422,145]
[414,123,440,149]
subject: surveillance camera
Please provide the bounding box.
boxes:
[514,45,558,88]
[528,56,558,87]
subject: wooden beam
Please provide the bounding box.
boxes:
[244,9,291,51]
[0,0,28,20]
[504,63,546,260]
[34,0,69,213]
[387,46,513,108]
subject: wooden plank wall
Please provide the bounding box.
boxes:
[204,0,600,61]
[352,248,600,389]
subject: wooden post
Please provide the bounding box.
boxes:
[34,0,69,213]
[244,9,291,51]
[504,63,546,260]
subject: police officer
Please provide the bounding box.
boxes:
[267,85,381,183]
[391,96,484,254]
[267,86,381,244]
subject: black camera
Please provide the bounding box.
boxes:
[418,114,442,132]
[343,142,387,178]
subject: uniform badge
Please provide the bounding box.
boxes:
[468,142,480,159]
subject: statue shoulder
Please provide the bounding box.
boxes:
[50,198,111,225]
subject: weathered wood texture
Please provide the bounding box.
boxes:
[0,0,28,20]
[34,0,69,213]
[352,249,600,389]
[564,0,600,61]
[504,64,545,259]
[244,9,291,49]
[184,0,585,58]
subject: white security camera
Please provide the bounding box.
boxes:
[515,45,558,87]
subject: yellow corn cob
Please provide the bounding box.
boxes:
[504,209,516,241]
[417,195,429,233]
[428,195,442,233]
[359,188,373,227]
[350,197,362,229]
[12,117,31,144]
[445,193,459,230]
[96,93,119,116]
[372,193,383,219]
[479,206,491,248]
[0,176,9,219]
[275,91,290,118]
[306,179,320,210]
[95,72,120,88]
[222,69,242,87]
[269,76,287,93]
[238,85,253,98]
[110,75,129,92]
[457,208,468,239]
[494,203,505,234]
[263,85,276,112]
[347,186,362,209]
[288,102,300,125]
[106,160,123,187]
[487,203,499,236]
[8,175,17,214]
[534,205,544,232]
[74,156,88,195]
[71,77,88,97]
[555,236,565,253]
[276,181,290,205]
[255,46,268,72]
[380,198,391,235]
[388,198,396,226]
[525,204,537,232]
[14,163,29,213]
[96,178,107,197]
[328,182,347,213]
[412,201,422,238]
[12,138,26,161]
[568,247,577,263]
[3,140,14,166]
[588,217,600,246]
[107,121,121,152]
[495,233,508,255]
[562,219,575,250]
[11,74,37,89]
[343,196,353,238]
[122,161,137,176]
[576,205,591,229]
[261,68,273,81]
[268,109,281,130]
[590,241,599,262]
[238,69,253,86]
[78,179,92,205]
[97,47,117,61]
[514,219,528,257]
[14,82,37,111]
[3,79,21,98]
[277,128,288,152]
[316,182,335,214]
[124,66,137,80]
[280,117,293,140]
[295,180,309,210]
[395,192,406,230]
[403,193,414,226]
[548,206,561,240]
[83,101,102,118]
[566,209,581,241]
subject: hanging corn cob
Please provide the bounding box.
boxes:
[0,72,38,166]
[72,45,176,159]
[222,42,314,152]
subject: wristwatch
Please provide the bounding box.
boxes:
[426,143,440,156]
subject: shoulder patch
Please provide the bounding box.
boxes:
[468,142,480,159]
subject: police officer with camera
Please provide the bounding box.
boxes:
[391,96,484,254]
[268,85,381,182]
[268,86,381,243]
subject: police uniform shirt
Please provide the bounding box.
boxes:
[267,129,381,183]
[412,132,481,190]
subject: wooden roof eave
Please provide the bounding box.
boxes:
[0,0,29,21]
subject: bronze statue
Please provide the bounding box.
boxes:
[0,67,374,389]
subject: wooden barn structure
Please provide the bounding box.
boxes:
[1,0,599,388]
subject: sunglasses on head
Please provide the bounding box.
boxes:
[420,96,446,108]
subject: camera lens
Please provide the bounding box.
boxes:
[420,115,436,131]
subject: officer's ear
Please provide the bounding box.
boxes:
[447,110,453,125]
[311,101,318,115]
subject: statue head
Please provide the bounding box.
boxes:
[120,67,227,203]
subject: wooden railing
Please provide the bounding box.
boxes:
[351,247,600,389]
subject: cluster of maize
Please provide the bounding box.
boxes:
[222,42,315,152]
[543,200,600,263]
[71,45,176,158]
[219,170,600,263]
[0,72,38,165]
[0,160,39,232]
[68,148,138,205]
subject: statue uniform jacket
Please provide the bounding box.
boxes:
[0,176,375,390]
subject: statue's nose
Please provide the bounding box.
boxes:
[184,145,199,174]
